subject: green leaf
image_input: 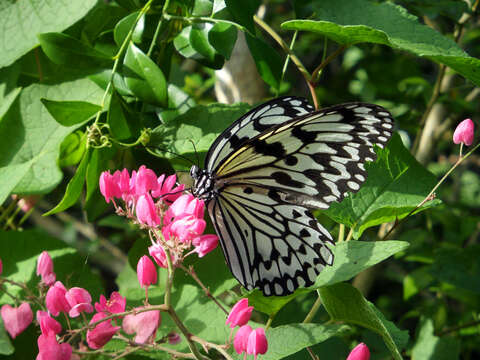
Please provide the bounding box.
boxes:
[59,131,87,167]
[38,32,112,68]
[0,229,103,303]
[324,133,441,239]
[224,0,259,33]
[152,102,250,169]
[261,324,349,360]
[190,23,224,69]
[0,0,97,67]
[114,11,144,47]
[0,88,21,120]
[193,0,213,16]
[428,245,480,294]
[156,84,196,123]
[248,240,409,316]
[412,318,460,360]
[44,149,92,216]
[281,0,480,86]
[208,22,238,59]
[108,91,134,140]
[123,43,168,106]
[0,78,104,200]
[403,267,433,300]
[40,99,101,126]
[319,282,405,360]
[0,319,14,355]
[245,34,283,89]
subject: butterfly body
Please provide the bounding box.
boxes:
[191,97,394,296]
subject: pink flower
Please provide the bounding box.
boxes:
[148,243,168,268]
[65,287,93,318]
[168,332,182,345]
[165,194,205,223]
[151,174,185,203]
[36,251,56,286]
[86,313,121,349]
[45,281,71,316]
[347,343,370,360]
[37,332,72,360]
[136,194,160,226]
[247,328,268,359]
[99,171,121,203]
[453,118,475,146]
[114,169,133,201]
[0,303,33,339]
[122,308,161,344]
[164,216,206,243]
[226,298,253,328]
[134,166,158,195]
[137,256,157,288]
[193,234,218,257]
[234,325,252,354]
[95,292,126,315]
[37,311,62,336]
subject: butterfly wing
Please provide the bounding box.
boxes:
[208,184,334,296]
[205,101,394,296]
[205,96,314,172]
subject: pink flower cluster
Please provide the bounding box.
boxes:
[0,252,163,359]
[100,167,218,268]
[227,298,268,359]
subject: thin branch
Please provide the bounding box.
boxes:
[191,335,233,360]
[303,291,322,324]
[438,319,480,336]
[311,45,347,85]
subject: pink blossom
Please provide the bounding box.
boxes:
[137,256,157,288]
[136,194,160,226]
[36,311,62,336]
[86,313,121,349]
[65,287,93,318]
[45,282,71,317]
[453,118,475,146]
[151,174,185,203]
[226,298,253,328]
[347,343,370,360]
[247,328,268,359]
[0,303,33,339]
[193,234,218,257]
[135,166,158,195]
[234,325,252,354]
[37,332,72,360]
[122,308,161,344]
[99,171,121,203]
[95,292,126,315]
[148,243,168,268]
[36,251,56,286]
[165,216,206,243]
[164,194,205,224]
[114,169,133,201]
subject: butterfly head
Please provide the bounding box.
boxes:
[190,165,216,200]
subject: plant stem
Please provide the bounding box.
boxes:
[147,0,170,57]
[168,307,206,360]
[191,335,234,360]
[303,290,322,324]
[311,45,347,85]
[338,224,345,242]
[163,14,251,36]
[164,247,175,307]
[253,15,311,83]
[277,30,299,96]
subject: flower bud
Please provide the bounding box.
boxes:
[136,194,160,227]
[137,256,157,289]
[347,343,370,360]
[36,251,56,286]
[65,287,94,318]
[226,298,253,328]
[122,307,161,344]
[36,310,62,336]
[234,325,252,354]
[247,328,268,359]
[45,281,71,316]
[86,313,120,349]
[453,118,474,146]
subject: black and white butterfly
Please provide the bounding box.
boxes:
[190,96,394,296]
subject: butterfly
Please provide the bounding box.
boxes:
[190,96,394,296]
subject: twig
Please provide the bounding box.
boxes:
[310,45,347,85]
[167,307,207,360]
[191,335,233,360]
[180,265,229,315]
[303,291,322,324]
[438,319,480,336]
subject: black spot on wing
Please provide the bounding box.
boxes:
[254,140,286,157]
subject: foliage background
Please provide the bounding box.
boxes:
[0,0,479,359]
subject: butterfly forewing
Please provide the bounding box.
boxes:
[195,98,394,296]
[215,103,394,209]
[206,97,314,172]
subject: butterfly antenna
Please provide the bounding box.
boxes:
[189,140,200,168]
[157,187,192,201]
[146,146,195,166]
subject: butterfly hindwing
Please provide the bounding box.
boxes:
[206,97,314,172]
[208,184,334,296]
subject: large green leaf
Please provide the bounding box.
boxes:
[0,319,13,355]
[40,99,101,126]
[259,324,349,360]
[281,0,480,86]
[248,240,409,316]
[324,133,440,239]
[319,282,406,360]
[0,78,103,203]
[0,0,97,68]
